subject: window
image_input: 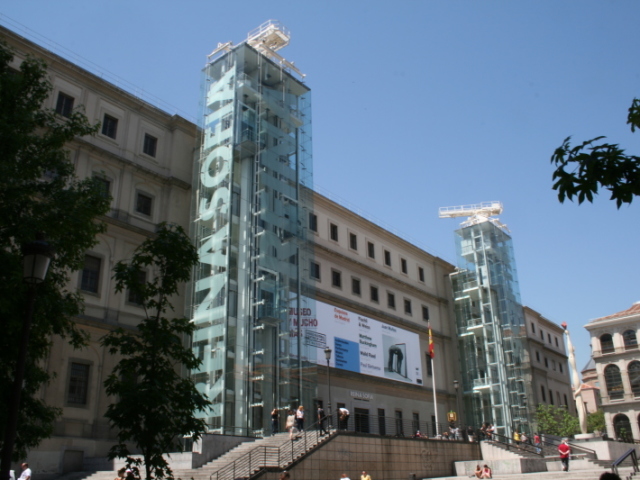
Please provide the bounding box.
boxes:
[536,351,540,362]
[555,337,559,347]
[540,329,544,340]
[370,285,379,303]
[309,213,318,232]
[55,92,74,117]
[412,412,420,434]
[628,361,640,396]
[351,277,361,296]
[384,249,391,266]
[404,299,412,315]
[143,133,158,157]
[540,385,546,402]
[330,223,338,241]
[80,255,101,293]
[221,113,232,130]
[331,269,341,289]
[92,176,111,199]
[548,333,552,344]
[604,364,624,400]
[395,410,404,436]
[623,330,638,350]
[422,305,430,321]
[127,270,147,306]
[401,258,407,274]
[378,408,386,436]
[67,362,90,405]
[600,333,614,353]
[102,114,118,139]
[549,389,554,405]
[426,353,433,376]
[564,394,569,407]
[387,292,395,309]
[544,357,548,368]
[560,363,563,373]
[310,261,320,280]
[552,360,557,371]
[418,267,425,282]
[367,241,375,259]
[531,323,536,333]
[349,233,357,250]
[136,192,153,216]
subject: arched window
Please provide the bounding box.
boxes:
[613,414,632,441]
[623,330,638,350]
[629,361,640,397]
[600,333,614,353]
[605,364,624,400]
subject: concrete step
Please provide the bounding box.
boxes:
[431,466,638,480]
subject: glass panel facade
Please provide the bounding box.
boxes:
[450,220,533,436]
[191,41,314,436]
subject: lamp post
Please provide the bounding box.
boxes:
[453,379,462,427]
[1,238,54,480]
[324,346,333,428]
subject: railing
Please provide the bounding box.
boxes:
[488,432,543,457]
[540,437,597,461]
[593,344,639,357]
[611,448,639,477]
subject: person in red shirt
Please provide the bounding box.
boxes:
[558,439,571,471]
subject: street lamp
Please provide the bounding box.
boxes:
[1,238,54,480]
[453,379,462,428]
[324,346,333,428]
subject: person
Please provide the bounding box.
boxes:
[271,408,279,435]
[114,468,126,480]
[599,473,621,480]
[480,465,492,479]
[317,405,328,434]
[473,465,482,478]
[286,409,298,440]
[360,471,371,480]
[340,474,350,480]
[296,405,305,432]
[558,438,571,472]
[513,429,521,445]
[18,463,31,480]
[533,432,541,453]
[279,471,290,480]
[125,469,136,480]
[338,407,350,430]
[467,425,475,442]
[485,423,494,439]
[520,431,528,445]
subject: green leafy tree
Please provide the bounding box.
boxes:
[0,41,109,465]
[587,410,605,434]
[551,98,640,207]
[102,223,211,480]
[535,404,580,437]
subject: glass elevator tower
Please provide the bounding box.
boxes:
[441,203,534,436]
[190,21,315,436]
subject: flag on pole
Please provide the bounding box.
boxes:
[428,322,435,358]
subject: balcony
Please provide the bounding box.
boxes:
[592,344,639,358]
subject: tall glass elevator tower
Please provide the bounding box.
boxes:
[190,21,315,436]
[441,203,534,436]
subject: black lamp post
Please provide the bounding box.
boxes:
[324,346,333,428]
[1,238,54,480]
[453,379,462,428]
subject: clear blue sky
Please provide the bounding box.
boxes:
[2,1,639,376]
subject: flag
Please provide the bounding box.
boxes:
[428,322,434,358]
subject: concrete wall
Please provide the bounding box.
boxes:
[258,433,480,480]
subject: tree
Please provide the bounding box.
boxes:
[0,41,110,467]
[535,404,580,437]
[551,98,640,208]
[587,410,605,434]
[102,223,211,480]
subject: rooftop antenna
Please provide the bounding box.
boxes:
[438,201,509,231]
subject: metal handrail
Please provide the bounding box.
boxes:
[540,438,597,460]
[488,432,543,457]
[612,448,639,477]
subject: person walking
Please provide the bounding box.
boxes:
[18,463,31,480]
[558,438,571,472]
[360,471,371,480]
[338,407,350,430]
[271,408,279,435]
[286,410,298,440]
[513,429,521,445]
[295,405,305,432]
[317,405,328,435]
[533,433,541,454]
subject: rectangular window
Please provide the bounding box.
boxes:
[309,213,318,232]
[143,133,158,157]
[552,360,557,371]
[92,176,111,199]
[544,357,549,368]
[349,233,358,250]
[378,408,386,436]
[101,114,118,139]
[331,269,342,289]
[387,292,395,309]
[67,362,90,405]
[541,385,546,402]
[401,258,408,274]
[384,249,391,266]
[559,363,563,373]
[564,394,568,407]
[555,337,559,347]
[55,92,75,117]
[531,323,536,333]
[136,192,153,216]
[80,255,101,293]
[310,261,320,280]
[367,241,375,259]
[395,410,403,436]
[540,329,544,340]
[418,266,425,282]
[422,305,430,321]
[351,277,361,296]
[404,298,412,315]
[549,390,554,405]
[221,113,232,130]
[536,351,540,362]
[548,333,552,344]
[330,223,338,241]
[370,285,379,303]
[127,270,147,305]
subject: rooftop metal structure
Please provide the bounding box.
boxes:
[439,201,508,232]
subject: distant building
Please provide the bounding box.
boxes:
[580,358,602,414]
[585,302,640,440]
